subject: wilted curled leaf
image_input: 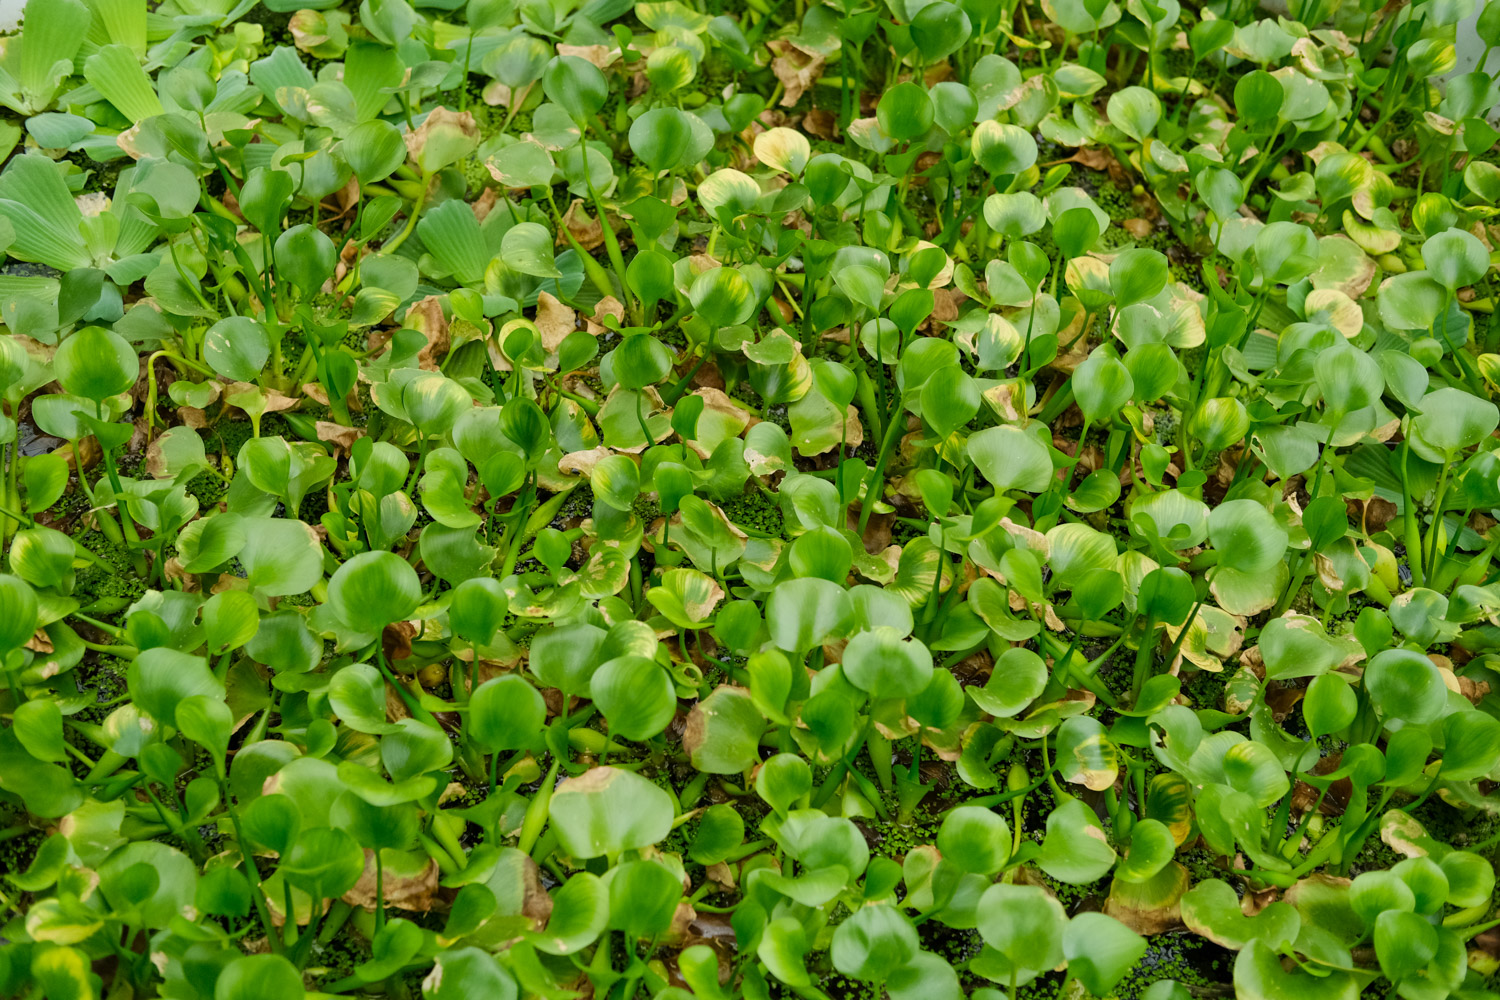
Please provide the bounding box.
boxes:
[290,9,349,57]
[405,296,450,371]
[557,446,613,478]
[404,108,479,174]
[225,382,300,416]
[535,292,577,355]
[556,44,616,68]
[766,40,825,108]
[342,849,440,913]
[559,198,605,251]
[1104,863,1190,935]
[586,296,625,336]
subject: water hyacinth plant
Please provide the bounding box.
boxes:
[0,0,1498,997]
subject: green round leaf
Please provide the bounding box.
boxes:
[1421,227,1489,291]
[1366,648,1448,724]
[590,655,676,741]
[876,82,935,142]
[423,948,516,1000]
[55,326,135,402]
[470,675,546,752]
[831,905,919,982]
[341,119,406,184]
[842,626,934,700]
[328,550,421,631]
[548,766,675,858]
[1105,86,1161,141]
[0,574,39,652]
[976,882,1066,972]
[971,120,1036,177]
[936,806,1011,875]
[216,955,305,1000]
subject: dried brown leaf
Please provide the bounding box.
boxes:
[560,198,605,251]
[802,109,838,139]
[342,849,440,914]
[405,296,450,372]
[316,421,365,455]
[586,296,624,337]
[557,44,615,68]
[767,40,825,107]
[536,291,578,356]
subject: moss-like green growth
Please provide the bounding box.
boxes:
[1113,932,1231,998]
[210,419,264,462]
[868,814,941,861]
[719,486,783,537]
[66,152,123,199]
[0,829,47,889]
[1181,665,1232,712]
[184,468,230,510]
[1347,829,1402,877]
[309,924,374,987]
[71,654,128,727]
[73,527,148,615]
[820,972,882,1000]
[631,491,662,525]
[552,482,597,526]
[891,518,927,546]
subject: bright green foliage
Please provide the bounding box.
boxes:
[0,0,1499,998]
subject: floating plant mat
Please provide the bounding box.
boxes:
[1,0,1500,998]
